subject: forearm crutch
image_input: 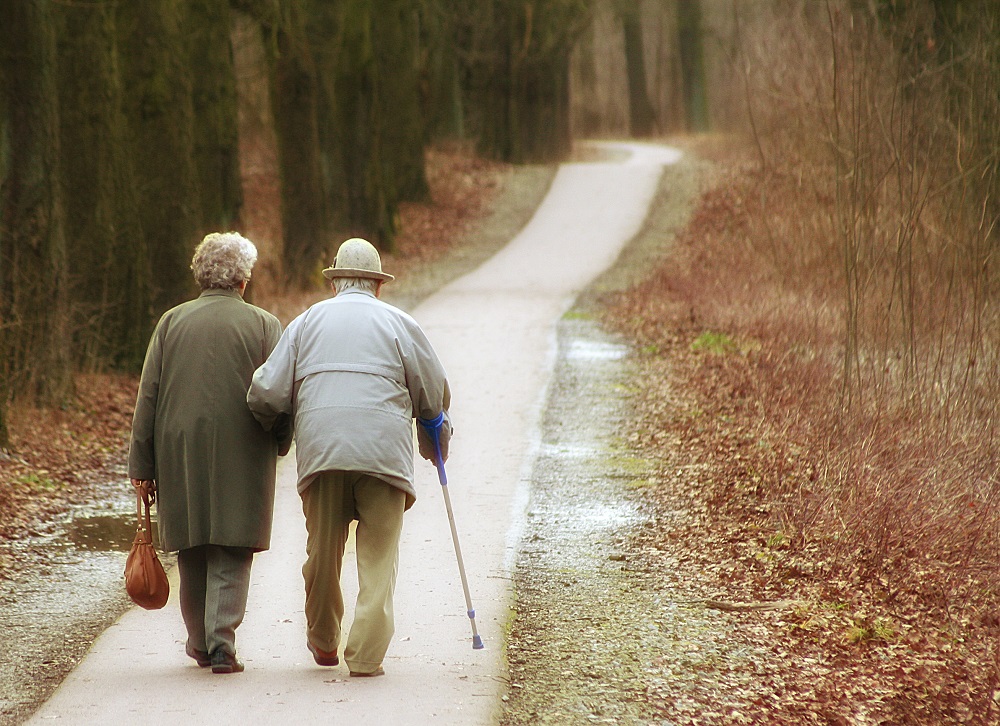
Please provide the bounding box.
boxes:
[419,413,485,650]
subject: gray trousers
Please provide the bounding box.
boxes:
[177,544,254,657]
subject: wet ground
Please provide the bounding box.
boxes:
[499,153,778,725]
[499,312,767,726]
[502,315,657,723]
[0,478,143,722]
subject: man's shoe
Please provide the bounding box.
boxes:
[185,642,211,668]
[307,642,339,667]
[210,649,245,674]
[349,665,385,677]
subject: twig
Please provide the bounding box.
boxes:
[682,599,804,612]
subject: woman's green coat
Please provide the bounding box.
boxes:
[128,289,288,552]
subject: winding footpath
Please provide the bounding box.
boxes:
[28,141,680,725]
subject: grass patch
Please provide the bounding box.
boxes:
[17,473,60,492]
[690,331,737,355]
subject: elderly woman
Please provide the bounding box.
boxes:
[128,232,290,674]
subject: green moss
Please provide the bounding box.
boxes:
[624,478,658,490]
[690,331,737,355]
[600,449,656,477]
[17,473,60,492]
[766,532,789,549]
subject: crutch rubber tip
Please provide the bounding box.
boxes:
[472,635,485,650]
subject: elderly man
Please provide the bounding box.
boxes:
[129,232,290,674]
[248,238,451,677]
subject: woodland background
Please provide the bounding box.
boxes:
[0,0,727,444]
[4,0,1000,718]
[3,0,1000,571]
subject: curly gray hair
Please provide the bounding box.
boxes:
[191,232,257,290]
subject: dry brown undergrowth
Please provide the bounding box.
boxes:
[605,139,1000,723]
[0,374,138,546]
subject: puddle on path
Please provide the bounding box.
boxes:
[0,483,140,724]
[504,316,660,724]
[65,509,138,552]
[504,313,767,726]
[565,339,629,361]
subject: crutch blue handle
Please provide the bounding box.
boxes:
[418,413,485,650]
[419,412,448,485]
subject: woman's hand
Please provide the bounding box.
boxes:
[130,478,157,504]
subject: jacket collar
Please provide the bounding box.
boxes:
[198,287,244,301]
[334,288,377,300]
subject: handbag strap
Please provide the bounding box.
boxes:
[133,482,154,545]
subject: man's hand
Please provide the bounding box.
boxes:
[274,413,293,456]
[417,414,452,463]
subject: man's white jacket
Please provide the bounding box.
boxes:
[247,288,451,509]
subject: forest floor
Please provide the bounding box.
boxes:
[1,138,997,725]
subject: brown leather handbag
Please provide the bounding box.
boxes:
[124,481,169,610]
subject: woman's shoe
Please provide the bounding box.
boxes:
[210,649,245,674]
[185,642,211,668]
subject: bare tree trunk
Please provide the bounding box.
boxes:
[464,0,511,159]
[677,0,709,132]
[333,0,398,248]
[272,0,329,286]
[186,0,242,232]
[422,1,466,141]
[54,0,150,370]
[374,1,428,203]
[466,0,581,163]
[232,10,286,298]
[304,0,350,253]
[117,0,202,315]
[618,0,657,136]
[0,0,73,414]
[0,73,8,448]
[310,0,427,253]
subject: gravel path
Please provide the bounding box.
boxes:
[499,154,773,725]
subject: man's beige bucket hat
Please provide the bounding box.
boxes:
[322,237,394,282]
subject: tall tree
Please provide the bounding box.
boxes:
[677,0,709,132]
[186,0,243,233]
[273,0,329,284]
[117,0,202,315]
[0,0,73,429]
[0,63,7,448]
[304,0,351,255]
[462,0,588,163]
[307,0,429,254]
[54,1,150,370]
[374,1,429,204]
[231,7,286,298]
[421,0,466,141]
[617,0,657,136]
[328,0,394,247]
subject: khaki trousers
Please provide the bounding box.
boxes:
[301,471,405,674]
[177,544,254,657]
